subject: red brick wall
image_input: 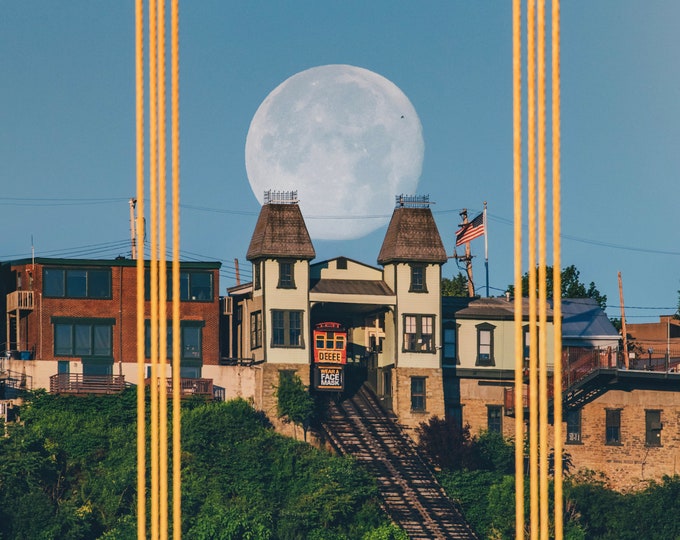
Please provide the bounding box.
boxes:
[13,262,220,366]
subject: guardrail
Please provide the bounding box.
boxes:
[49,373,126,395]
[6,291,34,311]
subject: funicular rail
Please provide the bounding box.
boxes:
[321,384,479,539]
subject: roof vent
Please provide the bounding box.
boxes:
[264,190,298,205]
[395,194,430,209]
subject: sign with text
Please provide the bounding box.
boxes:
[314,364,344,391]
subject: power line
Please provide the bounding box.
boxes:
[0,196,129,207]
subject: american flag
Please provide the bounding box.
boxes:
[455,212,485,246]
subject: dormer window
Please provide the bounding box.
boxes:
[410,264,427,292]
[278,261,295,289]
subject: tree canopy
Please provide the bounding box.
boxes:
[0,390,396,539]
[507,264,607,310]
[442,272,469,297]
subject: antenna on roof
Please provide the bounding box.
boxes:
[395,194,431,208]
[264,190,298,205]
[129,198,137,259]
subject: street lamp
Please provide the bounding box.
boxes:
[647,348,654,371]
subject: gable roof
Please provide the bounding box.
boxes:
[442,296,546,321]
[377,206,448,265]
[558,298,619,341]
[246,203,316,261]
[309,278,394,296]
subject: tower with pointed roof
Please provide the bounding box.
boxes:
[377,195,448,425]
[244,191,316,413]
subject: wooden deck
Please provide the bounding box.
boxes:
[50,373,126,395]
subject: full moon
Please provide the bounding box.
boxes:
[245,64,424,240]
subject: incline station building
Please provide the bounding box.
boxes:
[4,191,680,490]
[227,192,449,427]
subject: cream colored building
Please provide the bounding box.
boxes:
[228,193,448,431]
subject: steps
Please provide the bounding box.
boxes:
[320,384,479,539]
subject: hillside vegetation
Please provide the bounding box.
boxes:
[0,390,403,539]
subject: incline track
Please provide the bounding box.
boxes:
[320,384,479,539]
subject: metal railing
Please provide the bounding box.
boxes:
[144,377,214,398]
[504,346,680,415]
[50,373,126,395]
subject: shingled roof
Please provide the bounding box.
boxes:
[377,206,448,265]
[246,203,316,261]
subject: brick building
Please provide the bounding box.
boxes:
[1,257,221,393]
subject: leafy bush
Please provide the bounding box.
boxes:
[0,390,395,538]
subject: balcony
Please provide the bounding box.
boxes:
[50,373,126,395]
[144,377,214,398]
[504,346,680,416]
[6,291,34,312]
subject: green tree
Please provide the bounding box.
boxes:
[442,272,469,296]
[415,416,477,471]
[275,372,315,441]
[507,264,607,310]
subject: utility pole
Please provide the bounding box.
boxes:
[618,271,628,369]
[454,209,475,297]
[129,198,137,260]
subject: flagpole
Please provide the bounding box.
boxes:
[484,201,489,297]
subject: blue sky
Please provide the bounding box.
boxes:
[1,1,678,322]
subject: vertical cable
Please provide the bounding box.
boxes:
[171,0,182,537]
[526,1,539,537]
[148,0,160,536]
[537,1,550,537]
[134,0,146,538]
[157,0,169,536]
[137,2,181,537]
[552,1,564,537]
[512,1,525,538]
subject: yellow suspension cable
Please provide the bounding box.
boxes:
[512,0,524,537]
[552,1,563,537]
[171,0,182,537]
[515,1,562,538]
[136,1,181,538]
[134,0,146,537]
[526,1,539,537]
[537,1,549,536]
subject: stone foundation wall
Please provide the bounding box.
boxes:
[565,388,680,491]
[392,367,444,436]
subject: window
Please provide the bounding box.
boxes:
[250,311,262,349]
[82,359,113,376]
[336,257,348,270]
[144,320,204,360]
[278,261,295,289]
[403,314,435,352]
[523,325,531,363]
[411,377,426,411]
[645,410,662,447]
[566,409,582,444]
[145,270,213,301]
[487,405,503,433]
[410,264,427,292]
[53,318,114,357]
[271,310,304,348]
[443,322,459,365]
[253,262,261,290]
[605,409,621,445]
[180,271,213,301]
[44,268,111,299]
[476,323,496,366]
